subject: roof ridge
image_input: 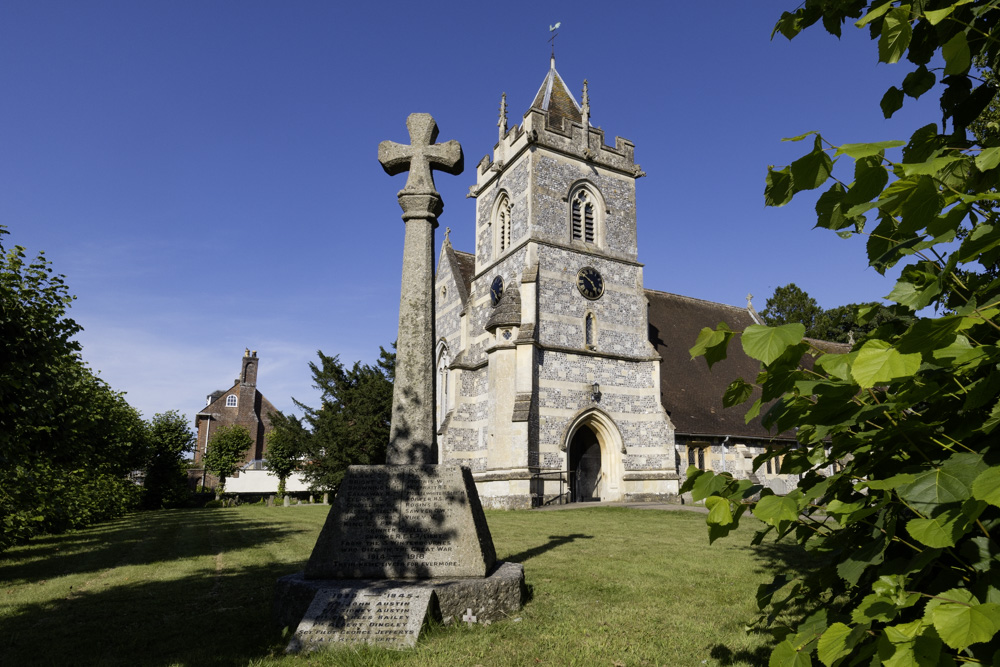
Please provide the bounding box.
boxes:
[644,288,746,312]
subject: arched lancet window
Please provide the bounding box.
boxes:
[226,395,237,408]
[585,312,596,348]
[436,344,450,424]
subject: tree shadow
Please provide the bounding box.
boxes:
[0,509,308,585]
[705,539,824,667]
[0,562,294,666]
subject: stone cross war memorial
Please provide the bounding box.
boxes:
[273,113,526,654]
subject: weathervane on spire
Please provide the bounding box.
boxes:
[548,22,561,59]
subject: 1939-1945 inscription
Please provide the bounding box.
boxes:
[286,586,439,652]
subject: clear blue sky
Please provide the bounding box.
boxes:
[2,1,939,423]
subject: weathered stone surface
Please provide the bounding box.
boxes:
[274,562,526,631]
[305,464,497,579]
[285,584,439,653]
[378,113,463,466]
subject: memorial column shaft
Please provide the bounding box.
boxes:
[387,194,440,465]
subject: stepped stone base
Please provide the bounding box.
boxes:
[273,561,526,629]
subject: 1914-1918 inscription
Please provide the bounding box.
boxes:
[286,586,439,652]
[304,465,497,580]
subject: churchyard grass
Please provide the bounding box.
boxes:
[0,504,804,666]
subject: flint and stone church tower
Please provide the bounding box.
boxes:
[434,57,680,508]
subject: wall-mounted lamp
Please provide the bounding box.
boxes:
[591,381,601,402]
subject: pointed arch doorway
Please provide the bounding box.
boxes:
[564,409,625,503]
[569,425,602,501]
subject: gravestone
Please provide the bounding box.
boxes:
[275,114,524,652]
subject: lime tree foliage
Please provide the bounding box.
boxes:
[142,410,194,509]
[762,283,894,343]
[0,227,148,551]
[203,424,252,496]
[279,346,394,494]
[263,416,302,498]
[685,3,1000,665]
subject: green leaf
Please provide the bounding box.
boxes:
[897,462,979,514]
[902,66,936,99]
[899,176,941,234]
[881,86,905,118]
[691,470,730,502]
[742,324,806,365]
[783,131,819,142]
[723,378,753,408]
[768,638,813,667]
[976,147,1000,171]
[815,352,857,382]
[753,494,800,527]
[879,8,912,64]
[923,6,954,25]
[856,2,892,27]
[835,140,905,159]
[744,397,763,424]
[942,31,971,76]
[850,340,921,388]
[896,316,962,354]
[817,622,863,666]
[900,155,963,176]
[906,511,963,548]
[843,157,890,210]
[958,224,1000,264]
[766,166,794,207]
[705,496,733,525]
[790,136,833,192]
[887,271,942,310]
[972,467,1000,507]
[926,588,1000,650]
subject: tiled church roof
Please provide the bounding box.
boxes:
[646,289,782,441]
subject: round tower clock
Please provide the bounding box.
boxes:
[576,267,604,300]
[490,275,505,307]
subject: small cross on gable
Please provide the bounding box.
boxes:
[378,113,463,196]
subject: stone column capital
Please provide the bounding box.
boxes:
[397,191,443,222]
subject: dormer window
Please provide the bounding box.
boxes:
[226,395,237,408]
[570,187,599,244]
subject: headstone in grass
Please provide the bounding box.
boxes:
[286,585,439,652]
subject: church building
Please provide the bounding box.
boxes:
[434,58,803,509]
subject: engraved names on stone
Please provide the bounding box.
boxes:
[304,465,497,580]
[286,586,437,652]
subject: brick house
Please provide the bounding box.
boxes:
[190,350,307,493]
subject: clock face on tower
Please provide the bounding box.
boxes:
[490,275,505,307]
[576,267,604,300]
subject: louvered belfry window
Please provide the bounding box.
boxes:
[572,190,595,243]
[496,195,512,253]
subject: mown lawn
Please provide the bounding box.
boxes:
[0,505,806,666]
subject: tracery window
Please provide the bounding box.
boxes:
[436,344,450,424]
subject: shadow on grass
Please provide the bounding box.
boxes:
[707,539,824,667]
[505,533,594,564]
[0,509,308,584]
[0,560,298,667]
